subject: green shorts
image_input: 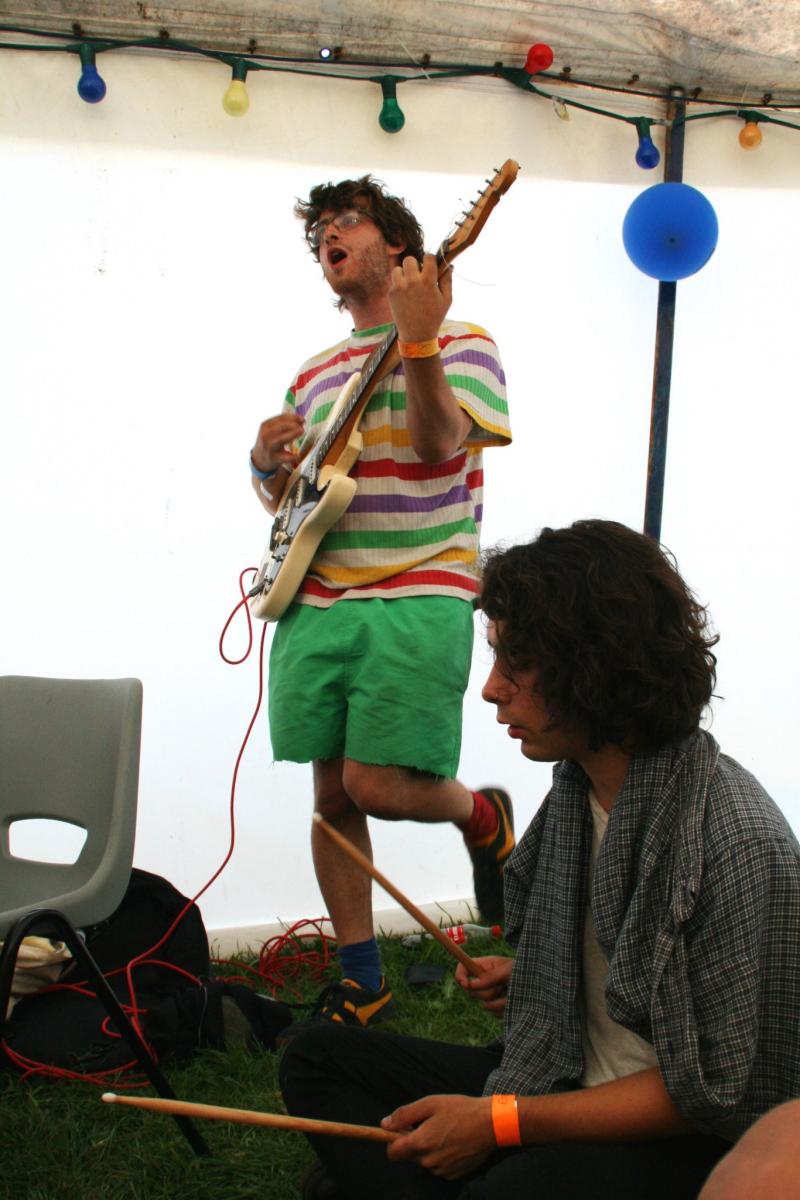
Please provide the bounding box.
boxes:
[267,596,474,777]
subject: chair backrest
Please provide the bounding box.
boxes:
[0,676,142,936]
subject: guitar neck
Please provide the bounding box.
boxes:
[312,324,398,468]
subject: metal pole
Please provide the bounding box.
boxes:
[643,85,686,540]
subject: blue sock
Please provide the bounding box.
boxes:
[338,937,382,991]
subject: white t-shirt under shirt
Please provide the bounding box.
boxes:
[580,790,659,1087]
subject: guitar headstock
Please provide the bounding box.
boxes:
[438,160,519,267]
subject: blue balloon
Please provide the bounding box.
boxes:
[622,183,718,281]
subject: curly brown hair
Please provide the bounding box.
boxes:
[294,175,425,266]
[480,520,719,752]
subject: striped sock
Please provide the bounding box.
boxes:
[459,789,499,845]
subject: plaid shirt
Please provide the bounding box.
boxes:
[485,731,800,1141]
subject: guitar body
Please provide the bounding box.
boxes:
[248,160,519,622]
[249,424,363,621]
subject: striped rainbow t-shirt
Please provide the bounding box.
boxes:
[284,319,511,608]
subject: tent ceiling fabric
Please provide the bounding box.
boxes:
[3,0,800,102]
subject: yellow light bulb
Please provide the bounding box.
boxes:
[738,121,762,150]
[222,79,249,117]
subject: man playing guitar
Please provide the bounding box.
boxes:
[249,174,512,1028]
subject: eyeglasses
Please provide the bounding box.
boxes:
[306,209,373,251]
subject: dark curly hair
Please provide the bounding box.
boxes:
[294,175,425,267]
[480,520,719,752]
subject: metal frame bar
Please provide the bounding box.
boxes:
[643,86,686,541]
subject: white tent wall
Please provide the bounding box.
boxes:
[2,50,798,951]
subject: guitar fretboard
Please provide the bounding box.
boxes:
[310,324,399,469]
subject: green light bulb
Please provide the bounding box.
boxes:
[378,77,405,134]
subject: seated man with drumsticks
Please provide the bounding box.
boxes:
[280,519,800,1200]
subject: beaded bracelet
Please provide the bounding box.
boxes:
[249,452,278,481]
[397,337,441,359]
[491,1094,521,1146]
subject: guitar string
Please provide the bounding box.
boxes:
[308,325,398,471]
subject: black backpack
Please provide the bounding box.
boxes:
[2,868,292,1074]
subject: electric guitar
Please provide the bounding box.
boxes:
[249,159,519,621]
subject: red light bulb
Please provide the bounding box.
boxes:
[525,43,554,74]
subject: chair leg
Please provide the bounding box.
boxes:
[0,910,209,1156]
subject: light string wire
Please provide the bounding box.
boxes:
[1,25,799,131]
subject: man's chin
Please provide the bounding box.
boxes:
[519,742,560,764]
[326,275,355,300]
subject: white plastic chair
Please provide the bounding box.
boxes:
[0,675,207,1155]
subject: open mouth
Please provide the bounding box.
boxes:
[328,248,347,265]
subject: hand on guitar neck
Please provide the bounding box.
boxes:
[389,252,452,344]
[389,254,472,464]
[251,411,306,513]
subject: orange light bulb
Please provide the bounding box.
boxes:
[739,121,763,150]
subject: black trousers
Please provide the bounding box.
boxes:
[279,1026,729,1200]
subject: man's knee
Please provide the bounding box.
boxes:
[314,786,355,822]
[342,761,412,819]
[313,760,356,822]
[316,760,433,820]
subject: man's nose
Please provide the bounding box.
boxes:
[481,666,503,704]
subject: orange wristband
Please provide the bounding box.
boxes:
[491,1093,521,1146]
[397,337,440,359]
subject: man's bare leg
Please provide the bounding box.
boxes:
[339,762,512,924]
[313,760,476,935]
[312,759,509,937]
[311,758,375,948]
[304,758,512,1028]
[342,761,474,823]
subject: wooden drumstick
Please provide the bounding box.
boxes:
[102,1092,396,1142]
[312,813,483,977]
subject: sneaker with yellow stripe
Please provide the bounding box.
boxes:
[309,976,395,1028]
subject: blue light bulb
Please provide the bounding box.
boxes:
[635,135,660,169]
[77,46,107,104]
[633,119,660,169]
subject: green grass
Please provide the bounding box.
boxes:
[1,935,504,1200]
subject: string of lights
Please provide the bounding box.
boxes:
[1,25,799,169]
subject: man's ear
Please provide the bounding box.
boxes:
[386,240,408,267]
